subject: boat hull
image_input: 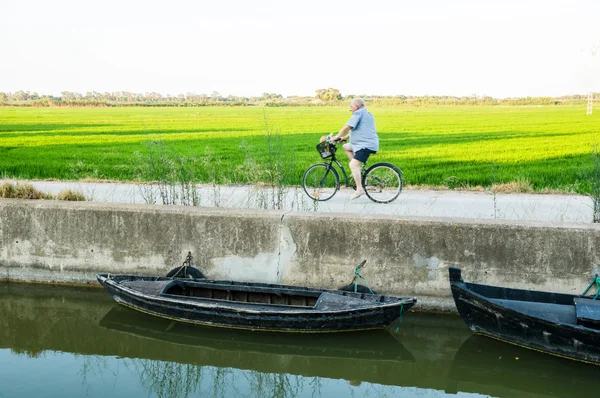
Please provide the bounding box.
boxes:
[98,274,416,333]
[449,267,600,364]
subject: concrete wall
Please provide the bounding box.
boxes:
[2,199,600,311]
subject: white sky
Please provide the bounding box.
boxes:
[1,0,599,98]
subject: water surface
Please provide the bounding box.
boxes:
[1,283,598,397]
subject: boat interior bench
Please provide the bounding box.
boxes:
[121,280,173,296]
[489,298,577,324]
[158,280,388,309]
[574,297,600,329]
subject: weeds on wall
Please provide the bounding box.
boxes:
[235,110,299,210]
[200,147,225,207]
[134,140,201,206]
[261,118,294,210]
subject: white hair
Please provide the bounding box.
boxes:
[350,98,366,108]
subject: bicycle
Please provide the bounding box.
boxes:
[302,137,403,203]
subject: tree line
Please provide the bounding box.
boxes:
[0,89,595,107]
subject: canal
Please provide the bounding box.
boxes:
[1,283,598,397]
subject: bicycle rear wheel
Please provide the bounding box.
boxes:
[363,162,403,203]
[302,164,340,201]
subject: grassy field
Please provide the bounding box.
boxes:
[0,106,598,193]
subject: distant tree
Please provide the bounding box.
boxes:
[262,92,282,100]
[228,95,249,102]
[146,92,162,102]
[13,90,31,101]
[315,88,342,101]
[0,92,6,103]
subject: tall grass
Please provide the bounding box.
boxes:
[588,148,600,223]
[134,140,201,206]
[131,112,304,211]
[253,112,297,210]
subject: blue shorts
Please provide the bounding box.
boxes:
[354,148,377,163]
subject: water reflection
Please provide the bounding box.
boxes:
[97,305,416,397]
[101,306,414,367]
[3,282,597,398]
[449,335,600,398]
[123,358,206,398]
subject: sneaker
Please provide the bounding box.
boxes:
[350,190,365,200]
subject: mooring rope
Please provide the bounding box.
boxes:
[351,262,405,333]
[158,251,194,280]
[581,275,600,299]
[395,302,405,333]
[353,264,375,295]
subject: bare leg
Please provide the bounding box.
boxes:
[343,143,354,161]
[344,143,364,198]
[349,159,364,193]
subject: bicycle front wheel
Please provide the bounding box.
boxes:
[363,162,403,203]
[302,164,340,201]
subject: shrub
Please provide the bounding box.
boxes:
[0,182,87,201]
[11,183,53,199]
[56,189,87,201]
[491,178,534,194]
[0,182,16,198]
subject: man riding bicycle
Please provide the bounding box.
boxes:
[330,98,379,200]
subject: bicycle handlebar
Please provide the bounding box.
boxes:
[327,135,348,144]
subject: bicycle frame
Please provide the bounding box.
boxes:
[307,139,403,203]
[322,154,354,187]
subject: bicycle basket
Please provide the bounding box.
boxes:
[316,141,336,159]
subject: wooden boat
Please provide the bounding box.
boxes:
[449,267,600,364]
[97,271,416,333]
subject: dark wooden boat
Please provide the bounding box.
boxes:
[449,267,600,364]
[97,273,416,333]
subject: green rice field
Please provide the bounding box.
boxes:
[0,106,598,193]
